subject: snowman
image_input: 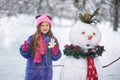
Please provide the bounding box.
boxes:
[60,9,105,80]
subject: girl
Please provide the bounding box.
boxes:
[19,15,62,80]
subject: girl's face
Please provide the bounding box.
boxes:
[40,22,50,34]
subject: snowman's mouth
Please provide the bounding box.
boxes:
[86,44,90,47]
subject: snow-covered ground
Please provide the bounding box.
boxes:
[0,14,120,80]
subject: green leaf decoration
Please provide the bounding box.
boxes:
[63,44,105,59]
[79,13,86,22]
[91,8,99,19]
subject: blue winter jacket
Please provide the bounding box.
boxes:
[19,35,62,80]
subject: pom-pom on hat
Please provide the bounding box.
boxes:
[36,15,52,28]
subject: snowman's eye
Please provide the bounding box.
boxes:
[82,32,85,34]
[93,32,96,35]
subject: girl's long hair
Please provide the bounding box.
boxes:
[30,24,56,56]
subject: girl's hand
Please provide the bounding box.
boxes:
[22,40,29,51]
[48,38,56,48]
[48,38,59,55]
[52,45,58,55]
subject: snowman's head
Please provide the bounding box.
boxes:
[69,21,101,50]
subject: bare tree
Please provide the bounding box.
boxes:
[113,0,119,31]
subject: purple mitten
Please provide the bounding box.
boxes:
[22,40,29,51]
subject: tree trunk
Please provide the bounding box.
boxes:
[113,0,118,31]
[36,0,43,14]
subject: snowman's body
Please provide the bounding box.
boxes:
[60,21,103,80]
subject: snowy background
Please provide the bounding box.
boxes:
[0,14,120,80]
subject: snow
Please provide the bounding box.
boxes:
[0,14,120,80]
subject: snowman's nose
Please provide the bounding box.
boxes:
[88,35,93,40]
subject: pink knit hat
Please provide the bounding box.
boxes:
[36,15,52,28]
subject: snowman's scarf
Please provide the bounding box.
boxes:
[63,44,105,80]
[86,57,98,80]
